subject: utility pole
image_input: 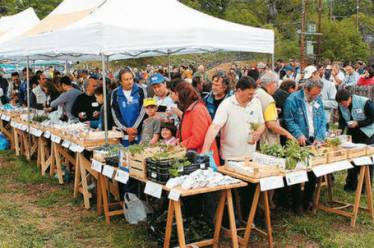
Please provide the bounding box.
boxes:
[356,0,359,31]
[329,0,333,21]
[316,0,322,64]
[300,0,306,70]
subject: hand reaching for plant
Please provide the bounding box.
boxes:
[298,135,307,146]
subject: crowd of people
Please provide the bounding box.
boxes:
[0,58,373,214]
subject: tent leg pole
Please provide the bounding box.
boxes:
[168,54,171,80]
[65,60,69,74]
[26,56,31,159]
[101,53,109,145]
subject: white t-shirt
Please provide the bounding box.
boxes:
[330,71,345,85]
[305,97,315,137]
[122,89,132,102]
[213,95,264,160]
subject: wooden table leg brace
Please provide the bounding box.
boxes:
[97,174,124,224]
[163,189,239,248]
[73,153,98,209]
[314,165,374,227]
[240,184,273,248]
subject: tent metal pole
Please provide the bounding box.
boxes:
[26,56,31,159]
[65,60,69,74]
[168,53,171,80]
[101,53,109,145]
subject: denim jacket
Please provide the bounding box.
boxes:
[283,89,326,141]
[203,91,232,119]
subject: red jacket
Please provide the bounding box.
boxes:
[180,101,220,165]
[357,77,374,86]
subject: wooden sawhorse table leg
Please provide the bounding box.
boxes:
[240,184,273,248]
[97,174,123,224]
[163,189,239,248]
[49,142,64,184]
[313,165,374,227]
[13,128,20,156]
[74,153,98,209]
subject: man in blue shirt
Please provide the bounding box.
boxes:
[284,79,327,211]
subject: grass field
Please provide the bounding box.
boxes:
[0,150,373,248]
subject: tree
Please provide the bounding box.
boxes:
[321,18,369,61]
[1,0,61,19]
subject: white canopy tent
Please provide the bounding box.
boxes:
[0,0,275,144]
[0,8,40,45]
[0,0,274,60]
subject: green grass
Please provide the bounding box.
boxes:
[0,150,373,247]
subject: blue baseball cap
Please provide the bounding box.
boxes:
[149,73,166,85]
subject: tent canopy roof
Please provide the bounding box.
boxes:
[0,0,274,60]
[0,8,40,44]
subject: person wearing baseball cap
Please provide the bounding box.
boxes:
[303,65,318,80]
[149,73,176,123]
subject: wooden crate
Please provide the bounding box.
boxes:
[347,146,368,159]
[366,145,374,156]
[129,156,147,179]
[309,155,328,166]
[327,149,348,163]
[225,160,283,179]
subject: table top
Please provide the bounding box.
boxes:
[218,166,261,184]
[100,166,248,197]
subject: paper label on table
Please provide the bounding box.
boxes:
[353,156,372,166]
[1,115,10,121]
[331,160,353,172]
[21,125,28,131]
[313,164,335,177]
[91,160,103,173]
[35,129,43,137]
[260,176,284,191]
[69,143,78,152]
[168,189,181,201]
[114,169,129,184]
[10,121,15,127]
[43,131,51,139]
[252,152,286,169]
[51,135,61,144]
[75,145,84,153]
[62,140,71,148]
[286,170,308,186]
[144,181,163,199]
[102,165,115,178]
[30,127,42,137]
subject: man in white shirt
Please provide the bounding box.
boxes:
[329,64,345,86]
[201,76,265,160]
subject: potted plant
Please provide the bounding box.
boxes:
[248,122,260,144]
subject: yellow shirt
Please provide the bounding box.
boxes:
[264,102,278,122]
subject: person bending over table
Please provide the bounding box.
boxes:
[336,89,374,191]
[284,79,327,211]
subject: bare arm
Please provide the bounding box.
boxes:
[149,134,160,145]
[266,121,296,141]
[201,123,221,154]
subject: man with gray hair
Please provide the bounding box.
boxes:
[256,71,295,145]
[284,79,326,211]
[284,79,326,145]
